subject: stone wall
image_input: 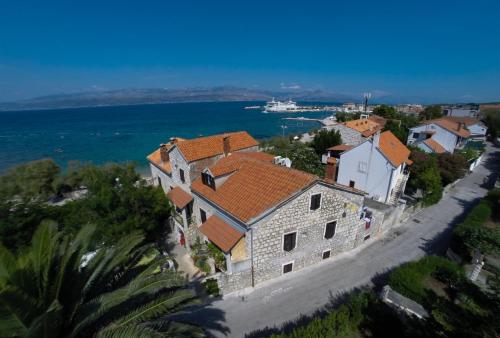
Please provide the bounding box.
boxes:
[250,183,365,286]
[324,124,364,145]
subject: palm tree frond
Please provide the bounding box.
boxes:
[96,324,165,338]
[111,289,197,327]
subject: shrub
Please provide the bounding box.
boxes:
[437,153,468,186]
[202,278,220,296]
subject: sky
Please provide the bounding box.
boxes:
[1,0,499,103]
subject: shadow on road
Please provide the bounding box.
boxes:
[244,288,368,338]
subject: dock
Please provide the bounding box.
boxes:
[283,116,336,127]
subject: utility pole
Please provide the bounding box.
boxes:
[363,92,372,114]
[280,124,288,137]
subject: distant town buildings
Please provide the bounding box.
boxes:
[442,104,480,118]
[395,104,424,115]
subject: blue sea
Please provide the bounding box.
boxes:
[0,101,335,174]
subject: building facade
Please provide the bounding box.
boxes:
[407,117,470,154]
[334,131,412,205]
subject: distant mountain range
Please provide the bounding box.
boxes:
[0,87,360,111]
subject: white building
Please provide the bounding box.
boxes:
[443,105,480,118]
[407,117,471,154]
[333,131,412,205]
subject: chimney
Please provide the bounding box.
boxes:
[457,122,464,131]
[223,135,231,157]
[325,157,337,182]
[373,131,381,148]
[170,137,179,144]
[159,144,169,163]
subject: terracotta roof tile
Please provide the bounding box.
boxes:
[345,118,383,134]
[378,131,411,167]
[176,131,258,162]
[209,152,274,177]
[423,138,447,154]
[327,144,354,152]
[192,157,317,222]
[423,118,470,138]
[166,186,193,209]
[199,215,244,253]
[147,149,172,173]
[443,116,481,126]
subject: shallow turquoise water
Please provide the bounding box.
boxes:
[0,101,334,173]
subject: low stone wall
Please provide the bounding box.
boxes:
[215,269,253,294]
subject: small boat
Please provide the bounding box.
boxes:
[244,105,261,110]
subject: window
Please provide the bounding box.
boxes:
[349,180,355,188]
[358,161,368,173]
[322,250,331,259]
[201,172,215,189]
[179,169,185,183]
[200,208,207,223]
[364,234,371,241]
[283,262,293,274]
[412,132,420,139]
[283,232,297,252]
[157,176,162,187]
[324,221,337,239]
[310,193,321,211]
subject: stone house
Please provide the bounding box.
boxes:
[407,117,470,154]
[325,131,412,205]
[147,131,259,246]
[321,115,386,158]
[188,152,378,294]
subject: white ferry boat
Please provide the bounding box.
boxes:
[263,98,299,112]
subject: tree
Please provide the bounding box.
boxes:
[373,105,397,119]
[436,153,468,186]
[0,222,201,337]
[383,120,407,143]
[419,105,442,120]
[407,150,443,205]
[0,162,172,252]
[0,159,60,201]
[310,129,342,155]
[264,137,325,176]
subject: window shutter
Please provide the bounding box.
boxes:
[310,194,321,210]
[283,232,296,251]
[324,221,337,239]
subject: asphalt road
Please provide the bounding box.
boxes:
[178,145,499,338]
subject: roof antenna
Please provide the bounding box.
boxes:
[363,92,372,114]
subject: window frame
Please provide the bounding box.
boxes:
[199,208,207,223]
[309,193,322,211]
[349,180,355,188]
[282,261,294,274]
[179,168,185,183]
[323,220,338,239]
[282,231,297,252]
[358,161,368,173]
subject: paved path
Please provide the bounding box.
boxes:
[178,145,499,337]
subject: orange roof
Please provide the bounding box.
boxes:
[423,118,470,138]
[443,116,481,127]
[423,138,447,154]
[378,131,411,167]
[361,125,384,137]
[192,156,317,222]
[209,152,275,177]
[327,144,354,152]
[147,148,172,173]
[199,215,244,253]
[345,118,382,134]
[368,115,387,127]
[166,186,193,209]
[176,131,258,163]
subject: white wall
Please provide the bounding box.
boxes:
[149,163,174,193]
[169,147,192,192]
[468,123,487,137]
[407,124,458,153]
[337,141,395,202]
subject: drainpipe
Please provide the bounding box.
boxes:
[250,228,255,287]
